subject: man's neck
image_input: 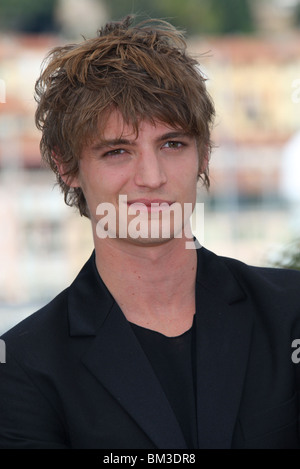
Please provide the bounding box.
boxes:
[94,237,197,336]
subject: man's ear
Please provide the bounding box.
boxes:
[52,150,80,188]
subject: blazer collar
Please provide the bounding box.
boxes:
[67,246,252,449]
[68,251,114,336]
[68,247,246,336]
[195,246,246,304]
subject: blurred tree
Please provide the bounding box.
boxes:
[270,239,300,271]
[0,0,58,33]
[0,0,256,35]
[104,0,255,35]
[295,1,300,27]
[208,0,254,34]
[2,0,300,36]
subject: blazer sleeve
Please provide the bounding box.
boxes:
[0,349,68,449]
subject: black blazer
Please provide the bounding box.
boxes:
[0,247,300,449]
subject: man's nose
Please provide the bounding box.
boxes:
[134,150,167,189]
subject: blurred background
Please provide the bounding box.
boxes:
[0,0,300,334]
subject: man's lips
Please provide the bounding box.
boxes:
[127,199,173,206]
[126,199,175,212]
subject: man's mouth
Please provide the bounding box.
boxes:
[127,199,174,212]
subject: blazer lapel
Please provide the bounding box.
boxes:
[82,302,187,449]
[68,252,187,449]
[194,248,253,448]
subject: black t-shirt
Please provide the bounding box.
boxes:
[130,317,198,449]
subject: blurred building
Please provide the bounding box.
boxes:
[188,33,300,203]
[253,0,300,34]
[55,0,109,38]
[0,34,93,308]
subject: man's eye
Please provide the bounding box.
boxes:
[163,141,184,149]
[103,148,126,157]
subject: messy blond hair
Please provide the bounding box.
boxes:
[35,16,215,217]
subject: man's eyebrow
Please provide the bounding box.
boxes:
[90,131,192,151]
[90,138,135,151]
[156,131,192,142]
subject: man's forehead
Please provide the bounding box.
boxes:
[97,110,186,141]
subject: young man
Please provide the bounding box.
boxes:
[0,16,300,449]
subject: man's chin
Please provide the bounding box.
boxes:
[114,233,173,246]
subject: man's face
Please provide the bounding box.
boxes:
[72,109,200,246]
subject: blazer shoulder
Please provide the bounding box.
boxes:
[219,253,300,317]
[198,247,300,314]
[1,288,69,348]
[221,254,300,290]
[1,252,97,346]
[199,245,300,290]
